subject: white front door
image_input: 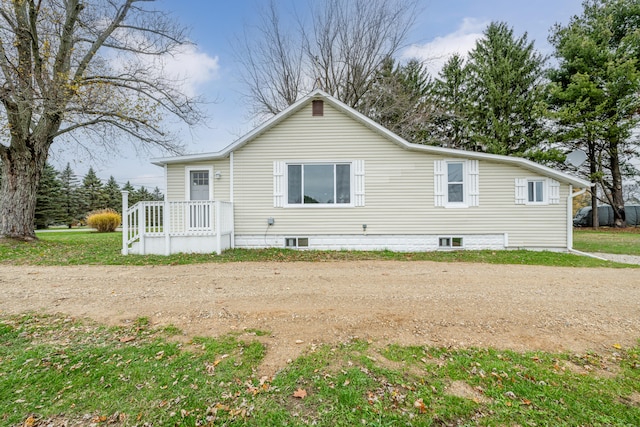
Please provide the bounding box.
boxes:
[189,170,211,230]
[190,170,210,201]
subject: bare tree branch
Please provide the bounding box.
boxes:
[0,0,205,239]
[236,0,418,117]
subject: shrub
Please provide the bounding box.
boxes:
[86,208,121,232]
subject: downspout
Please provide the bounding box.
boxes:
[567,185,606,259]
[229,152,235,249]
[566,185,584,250]
[230,152,234,203]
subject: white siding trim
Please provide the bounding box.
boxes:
[549,179,560,205]
[467,159,479,207]
[273,161,285,208]
[515,178,527,204]
[354,159,365,207]
[434,160,445,207]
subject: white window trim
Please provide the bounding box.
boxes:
[185,165,214,200]
[434,159,479,208]
[283,161,356,208]
[515,178,560,205]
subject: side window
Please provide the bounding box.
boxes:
[528,180,544,203]
[515,178,560,205]
[447,162,464,203]
[434,159,479,207]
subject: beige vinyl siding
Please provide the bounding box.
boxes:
[230,101,569,248]
[165,159,231,201]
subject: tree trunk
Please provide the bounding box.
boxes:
[0,146,48,240]
[588,140,598,229]
[609,146,626,228]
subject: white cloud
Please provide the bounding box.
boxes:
[105,26,220,97]
[160,43,220,97]
[402,17,488,76]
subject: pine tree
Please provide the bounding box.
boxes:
[122,181,138,206]
[359,58,432,144]
[152,187,164,201]
[429,54,471,149]
[135,186,152,202]
[104,176,123,213]
[548,0,640,227]
[58,163,81,228]
[80,167,106,215]
[34,164,64,229]
[466,22,547,157]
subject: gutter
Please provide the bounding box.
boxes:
[567,186,588,251]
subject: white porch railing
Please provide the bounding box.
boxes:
[121,191,234,255]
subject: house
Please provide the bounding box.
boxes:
[121,89,591,256]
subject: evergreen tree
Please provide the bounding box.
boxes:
[359,58,432,144]
[135,186,152,202]
[34,164,64,229]
[466,22,547,157]
[58,163,81,228]
[122,181,138,206]
[428,54,471,149]
[80,167,106,215]
[548,0,640,227]
[104,176,123,213]
[152,187,164,201]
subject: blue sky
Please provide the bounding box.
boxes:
[49,0,584,191]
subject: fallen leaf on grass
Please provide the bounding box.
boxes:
[119,336,135,343]
[413,398,427,413]
[293,388,307,399]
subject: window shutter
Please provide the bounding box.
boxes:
[434,160,445,207]
[467,160,479,207]
[515,178,527,204]
[549,179,560,204]
[354,160,365,207]
[273,161,285,207]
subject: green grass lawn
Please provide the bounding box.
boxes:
[0,229,636,267]
[573,228,640,255]
[1,314,639,426]
[1,231,639,425]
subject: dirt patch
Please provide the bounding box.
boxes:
[1,261,639,376]
[445,380,492,404]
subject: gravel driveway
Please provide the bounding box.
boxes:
[1,261,639,375]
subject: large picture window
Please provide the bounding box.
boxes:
[287,163,351,205]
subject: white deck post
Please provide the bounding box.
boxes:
[215,201,222,255]
[139,202,146,255]
[121,191,129,255]
[164,200,171,255]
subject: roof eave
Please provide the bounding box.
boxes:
[152,89,592,189]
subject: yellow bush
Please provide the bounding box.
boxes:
[86,208,121,233]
